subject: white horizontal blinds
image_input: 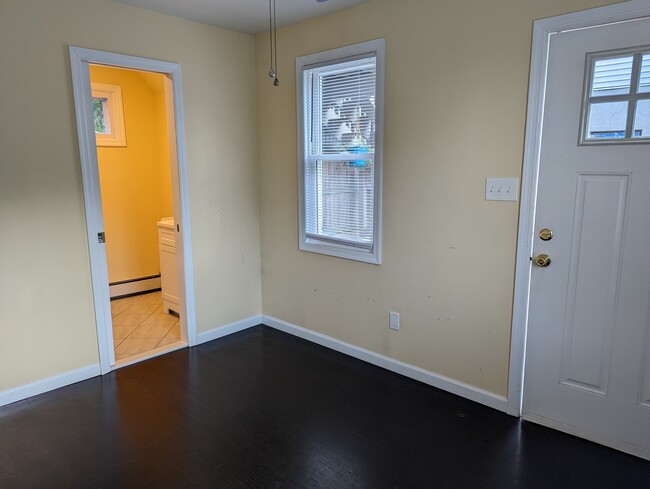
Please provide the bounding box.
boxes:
[312,57,376,156]
[639,54,650,94]
[591,56,633,96]
[304,55,377,248]
[633,53,650,138]
[310,161,375,247]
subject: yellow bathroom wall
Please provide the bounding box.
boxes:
[90,65,174,284]
[153,78,174,219]
[140,70,175,219]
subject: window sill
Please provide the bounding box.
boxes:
[299,240,381,265]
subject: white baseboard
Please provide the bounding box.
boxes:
[262,315,507,412]
[0,364,101,408]
[1,316,506,413]
[196,315,262,345]
[0,316,261,408]
[109,276,161,299]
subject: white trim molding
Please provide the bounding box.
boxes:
[196,316,263,345]
[69,46,198,374]
[91,82,126,147]
[1,316,508,412]
[296,39,385,265]
[0,365,100,408]
[264,315,507,412]
[507,0,650,416]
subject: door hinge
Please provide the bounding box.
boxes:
[98,232,105,244]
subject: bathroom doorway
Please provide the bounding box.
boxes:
[91,65,182,364]
[70,47,197,374]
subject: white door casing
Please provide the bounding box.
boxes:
[509,2,650,460]
[69,47,198,374]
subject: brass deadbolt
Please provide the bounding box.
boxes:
[539,228,554,241]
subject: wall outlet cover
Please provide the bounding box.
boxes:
[389,311,400,331]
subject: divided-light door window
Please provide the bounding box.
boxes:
[581,47,650,143]
[297,39,385,264]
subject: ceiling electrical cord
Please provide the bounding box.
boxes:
[268,0,279,86]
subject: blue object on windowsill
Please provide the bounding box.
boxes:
[348,146,368,167]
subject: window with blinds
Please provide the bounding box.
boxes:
[581,48,650,143]
[297,40,385,264]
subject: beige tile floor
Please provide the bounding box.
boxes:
[110,290,181,361]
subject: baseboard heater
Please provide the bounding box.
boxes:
[109,274,161,299]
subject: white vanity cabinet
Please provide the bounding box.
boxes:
[157,218,179,315]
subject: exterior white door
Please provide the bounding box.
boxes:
[523,17,650,459]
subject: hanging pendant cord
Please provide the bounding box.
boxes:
[268,0,273,76]
[273,0,279,86]
[267,0,279,86]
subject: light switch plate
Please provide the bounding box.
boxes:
[486,178,519,201]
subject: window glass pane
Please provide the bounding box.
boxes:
[633,99,650,138]
[93,98,108,134]
[306,159,374,246]
[591,56,633,97]
[314,58,376,156]
[299,40,383,262]
[586,101,629,140]
[639,54,650,94]
[304,54,378,248]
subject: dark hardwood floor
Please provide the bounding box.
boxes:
[1,325,648,488]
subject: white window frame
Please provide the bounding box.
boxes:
[579,45,650,145]
[296,39,385,264]
[91,82,126,147]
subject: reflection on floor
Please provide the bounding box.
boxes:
[110,290,182,361]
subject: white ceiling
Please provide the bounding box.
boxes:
[116,0,372,35]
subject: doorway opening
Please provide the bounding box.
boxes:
[70,47,198,374]
[91,65,182,364]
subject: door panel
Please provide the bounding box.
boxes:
[523,18,650,459]
[560,173,629,395]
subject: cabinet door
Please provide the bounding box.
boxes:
[159,228,175,247]
[159,244,179,304]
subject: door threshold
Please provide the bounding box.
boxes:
[113,340,187,370]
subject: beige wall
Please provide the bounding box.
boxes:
[0,0,261,392]
[0,0,619,401]
[256,0,614,397]
[91,65,173,283]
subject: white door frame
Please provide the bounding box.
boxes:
[507,0,650,416]
[69,47,198,374]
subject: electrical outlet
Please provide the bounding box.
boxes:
[485,178,519,201]
[389,311,400,331]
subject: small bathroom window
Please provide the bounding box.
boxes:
[91,82,126,147]
[580,47,650,144]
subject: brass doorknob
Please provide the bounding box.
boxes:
[534,254,551,268]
